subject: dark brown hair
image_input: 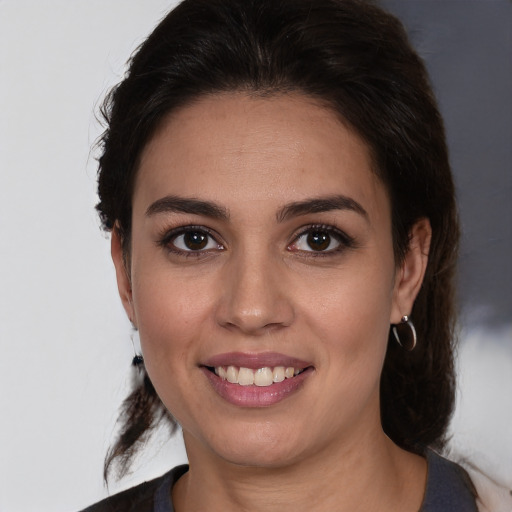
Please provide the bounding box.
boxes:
[97,0,459,479]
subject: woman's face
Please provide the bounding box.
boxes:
[113,93,425,467]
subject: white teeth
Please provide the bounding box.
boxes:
[237,367,254,386]
[226,365,238,383]
[254,367,273,386]
[214,365,306,386]
[273,366,285,383]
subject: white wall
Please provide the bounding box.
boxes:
[0,2,186,511]
[0,2,510,511]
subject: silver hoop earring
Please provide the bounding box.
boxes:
[392,315,417,351]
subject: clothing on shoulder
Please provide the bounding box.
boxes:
[80,451,484,512]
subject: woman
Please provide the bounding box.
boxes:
[83,0,479,509]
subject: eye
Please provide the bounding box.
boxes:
[288,225,354,254]
[293,230,340,252]
[160,226,224,254]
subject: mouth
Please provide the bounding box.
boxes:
[205,365,307,387]
[201,352,314,407]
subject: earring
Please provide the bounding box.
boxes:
[130,329,144,366]
[132,354,144,366]
[392,315,417,351]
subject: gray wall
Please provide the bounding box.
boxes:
[383,0,512,328]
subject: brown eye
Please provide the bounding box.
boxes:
[288,225,353,255]
[183,231,208,250]
[168,228,223,253]
[307,231,331,251]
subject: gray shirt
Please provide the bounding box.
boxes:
[81,450,478,511]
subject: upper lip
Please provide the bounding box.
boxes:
[203,351,312,369]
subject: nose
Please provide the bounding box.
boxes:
[215,249,295,335]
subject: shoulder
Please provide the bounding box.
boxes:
[421,450,478,512]
[458,460,512,512]
[78,465,189,512]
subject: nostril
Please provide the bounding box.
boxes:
[214,266,295,334]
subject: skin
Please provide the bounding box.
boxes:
[112,93,431,511]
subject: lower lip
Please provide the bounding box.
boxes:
[201,367,313,407]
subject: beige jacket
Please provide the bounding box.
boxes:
[462,464,512,512]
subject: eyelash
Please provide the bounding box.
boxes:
[157,225,224,258]
[157,224,356,258]
[288,224,357,257]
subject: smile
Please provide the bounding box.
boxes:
[212,365,305,387]
[201,353,313,407]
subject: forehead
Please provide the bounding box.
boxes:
[134,92,388,220]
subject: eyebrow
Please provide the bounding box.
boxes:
[276,195,368,223]
[145,195,229,220]
[145,193,368,223]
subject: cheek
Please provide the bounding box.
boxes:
[308,274,392,419]
[130,269,216,425]
[297,257,395,365]
[131,263,215,366]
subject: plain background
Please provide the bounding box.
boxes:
[0,1,510,511]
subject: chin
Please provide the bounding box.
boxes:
[191,420,306,468]
[219,443,301,469]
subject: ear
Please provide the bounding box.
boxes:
[390,218,432,324]
[111,227,137,327]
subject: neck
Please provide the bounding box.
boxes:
[172,426,426,512]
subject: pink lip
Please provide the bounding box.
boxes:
[201,352,314,408]
[203,351,311,370]
[201,367,313,407]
